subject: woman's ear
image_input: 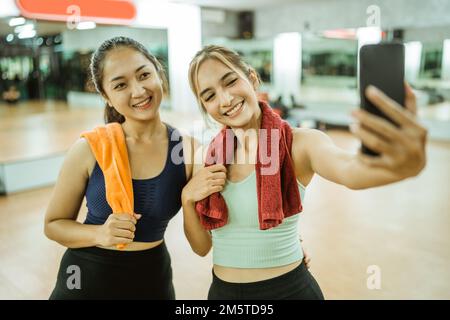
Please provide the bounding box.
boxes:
[102,94,112,108]
[249,70,260,91]
[157,71,169,99]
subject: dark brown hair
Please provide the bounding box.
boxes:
[89,36,168,123]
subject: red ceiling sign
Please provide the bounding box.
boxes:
[16,0,137,25]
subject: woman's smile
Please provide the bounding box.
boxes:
[132,96,153,111]
[223,100,245,118]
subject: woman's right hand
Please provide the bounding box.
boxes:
[95,213,141,247]
[182,164,227,204]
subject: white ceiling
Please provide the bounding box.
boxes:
[170,0,303,11]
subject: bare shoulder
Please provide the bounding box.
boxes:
[185,135,205,177]
[292,127,315,153]
[291,128,331,186]
[293,127,329,142]
[292,127,333,151]
[181,134,204,180]
[65,138,96,178]
[181,134,193,150]
[70,137,93,154]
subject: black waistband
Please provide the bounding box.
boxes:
[211,260,307,288]
[67,241,168,263]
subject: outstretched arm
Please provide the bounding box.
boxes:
[295,84,427,190]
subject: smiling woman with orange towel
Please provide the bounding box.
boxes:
[44,37,190,299]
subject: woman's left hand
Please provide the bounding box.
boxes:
[351,83,428,179]
[300,237,311,269]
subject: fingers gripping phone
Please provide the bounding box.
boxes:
[358,42,405,156]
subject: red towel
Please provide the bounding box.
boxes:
[195,100,302,230]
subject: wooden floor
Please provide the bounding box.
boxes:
[0,101,103,163]
[0,100,202,162]
[0,101,449,299]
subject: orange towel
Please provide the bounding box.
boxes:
[81,122,133,250]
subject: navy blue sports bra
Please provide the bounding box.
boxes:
[83,124,187,242]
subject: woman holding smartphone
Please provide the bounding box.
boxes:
[181,45,427,300]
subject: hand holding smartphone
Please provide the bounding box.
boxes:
[358,42,405,156]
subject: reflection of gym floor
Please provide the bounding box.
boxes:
[0,100,204,162]
[0,101,449,299]
[289,100,450,141]
[0,101,101,163]
[0,100,203,193]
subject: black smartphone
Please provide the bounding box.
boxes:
[358,42,405,156]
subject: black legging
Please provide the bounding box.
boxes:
[50,241,175,300]
[208,261,324,300]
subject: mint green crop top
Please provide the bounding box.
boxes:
[212,170,305,268]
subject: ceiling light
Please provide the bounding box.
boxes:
[18,29,36,39]
[76,21,96,30]
[14,23,34,34]
[9,17,26,27]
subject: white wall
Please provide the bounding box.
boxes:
[273,32,302,103]
[62,26,167,52]
[0,0,19,17]
[404,26,450,44]
[167,4,202,113]
[442,40,450,81]
[202,8,239,40]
